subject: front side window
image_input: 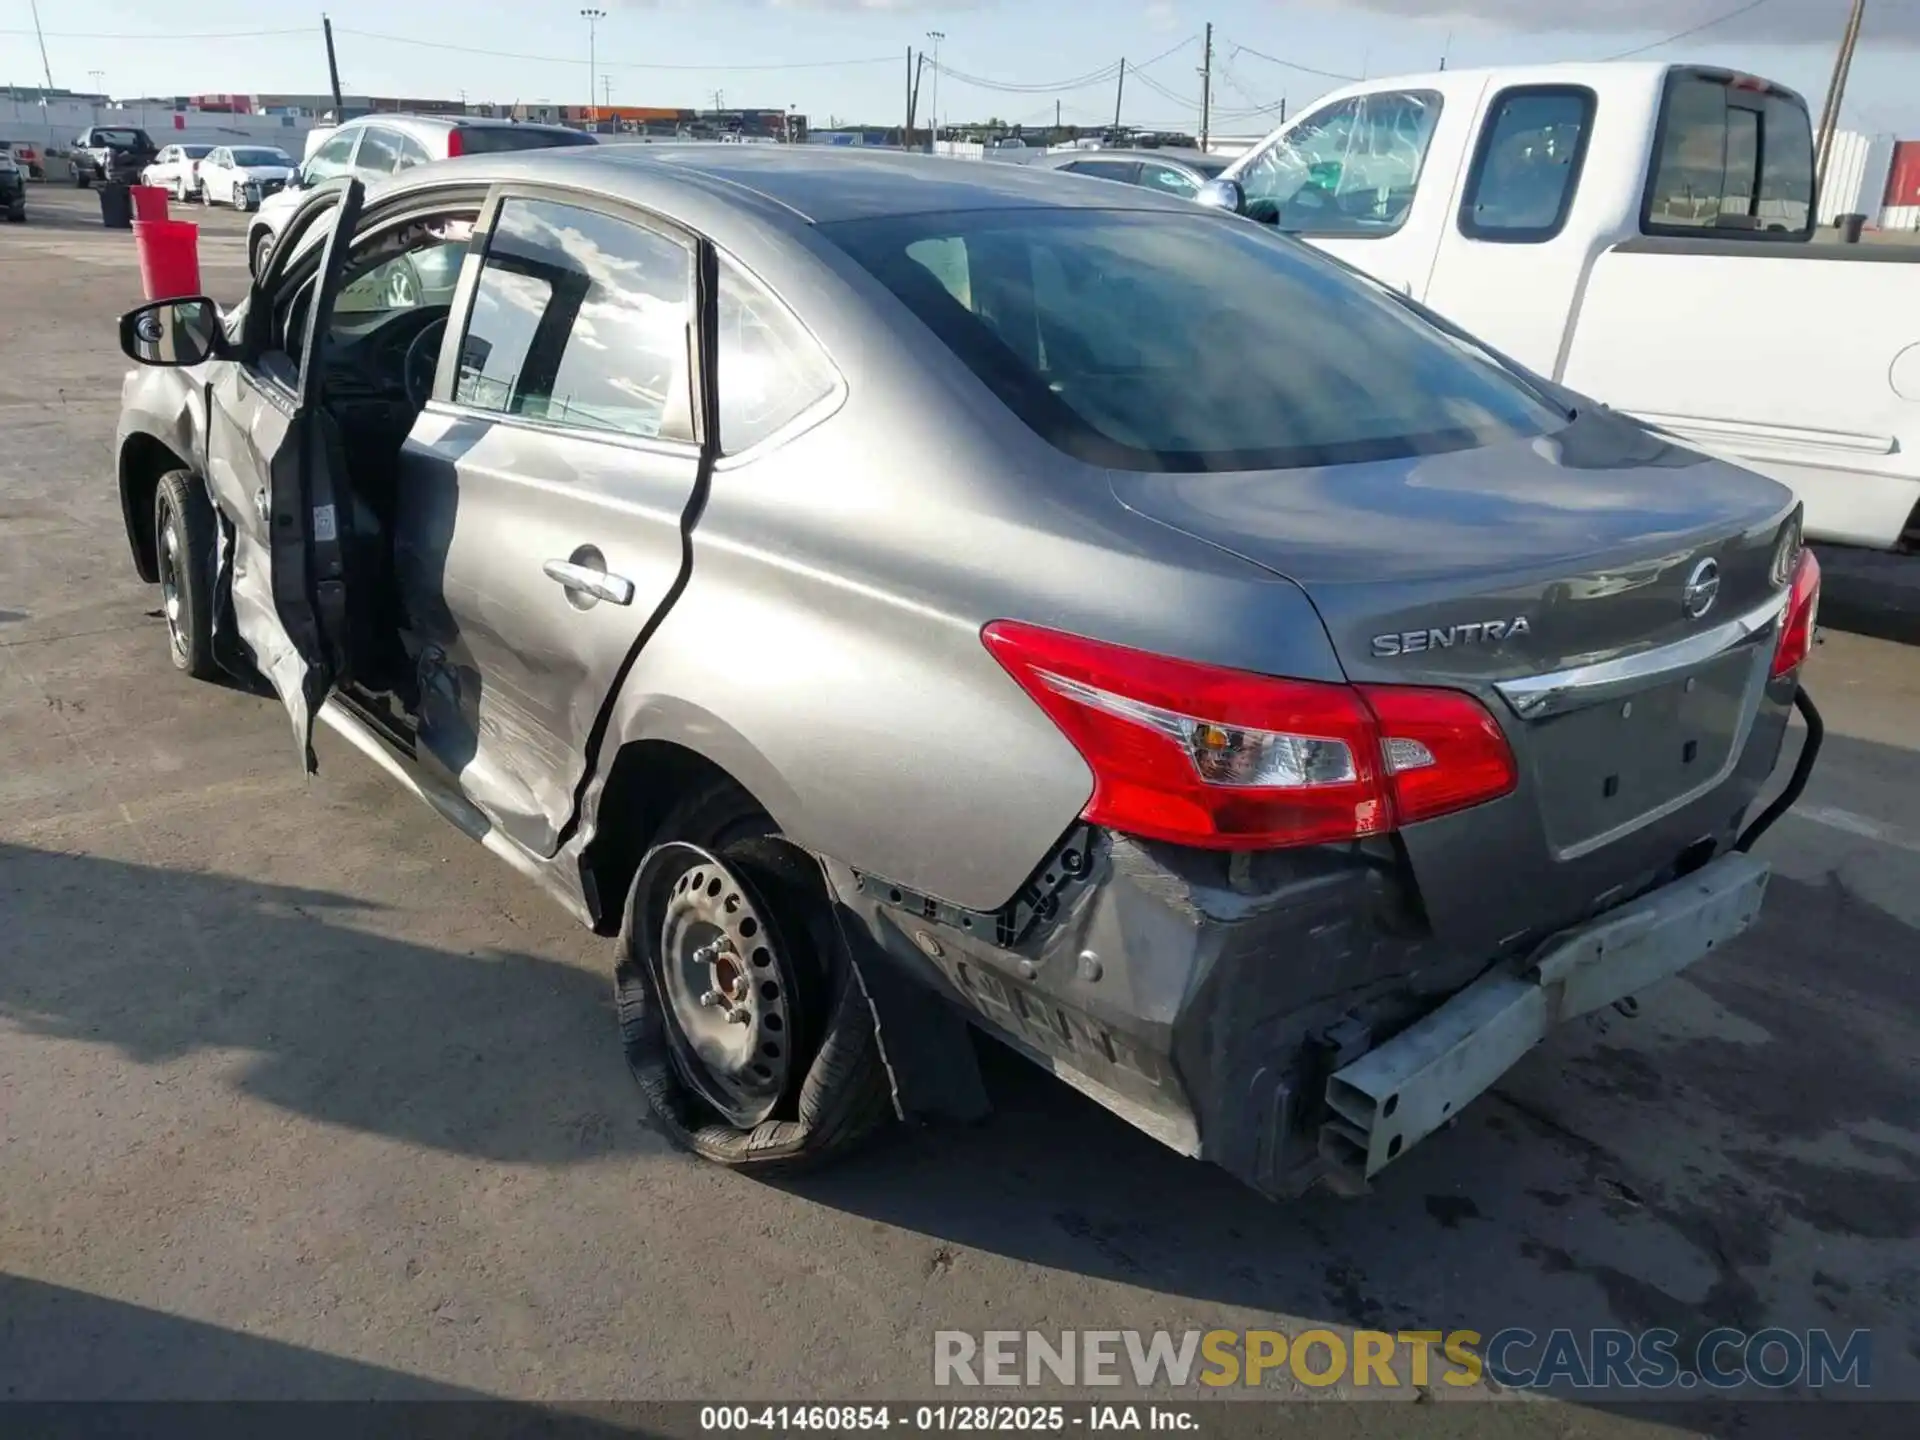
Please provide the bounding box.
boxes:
[1238,90,1442,236]
[717,259,838,454]
[1140,162,1202,198]
[1460,86,1595,241]
[305,129,359,184]
[828,209,1565,472]
[1644,73,1813,235]
[353,128,402,177]
[455,196,694,442]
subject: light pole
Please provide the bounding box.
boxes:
[925,30,944,141]
[581,9,606,125]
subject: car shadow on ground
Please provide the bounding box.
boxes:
[0,842,667,1167]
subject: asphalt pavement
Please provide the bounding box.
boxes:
[2,184,1916,1429]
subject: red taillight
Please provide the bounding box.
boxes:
[1771,547,1821,678]
[982,621,1517,851]
[445,128,465,159]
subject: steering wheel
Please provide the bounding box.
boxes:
[403,317,448,410]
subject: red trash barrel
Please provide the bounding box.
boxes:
[132,220,203,301]
[130,184,171,223]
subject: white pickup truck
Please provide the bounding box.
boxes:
[1202,61,1920,554]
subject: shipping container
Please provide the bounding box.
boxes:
[1886,139,1920,210]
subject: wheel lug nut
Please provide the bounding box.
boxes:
[727,1008,751,1025]
[699,989,725,1008]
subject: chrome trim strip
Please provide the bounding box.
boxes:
[1495,588,1788,720]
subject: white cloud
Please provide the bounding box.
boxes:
[1316,0,1920,47]
[1146,1,1181,32]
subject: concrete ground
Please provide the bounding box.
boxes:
[2,184,1916,1427]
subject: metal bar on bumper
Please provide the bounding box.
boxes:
[1320,850,1771,1181]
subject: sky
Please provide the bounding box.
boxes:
[6,0,1919,135]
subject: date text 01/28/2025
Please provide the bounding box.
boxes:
[699,1406,1198,1432]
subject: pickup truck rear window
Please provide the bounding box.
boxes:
[1643,72,1814,237]
[828,209,1567,474]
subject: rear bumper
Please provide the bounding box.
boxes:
[1321,850,1769,1180]
[831,681,1810,1197]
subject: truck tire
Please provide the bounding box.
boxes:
[153,470,219,680]
[615,779,894,1176]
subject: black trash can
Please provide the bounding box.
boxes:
[1838,212,1866,244]
[98,182,133,230]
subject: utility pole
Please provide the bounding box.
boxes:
[905,46,914,145]
[1198,22,1213,152]
[1056,99,1061,132]
[28,0,54,90]
[926,30,944,141]
[603,75,612,115]
[1814,0,1867,206]
[1113,58,1126,130]
[580,9,605,123]
[323,13,345,118]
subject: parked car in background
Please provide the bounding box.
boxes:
[4,141,43,179]
[115,148,1821,1201]
[1031,146,1231,200]
[0,151,27,222]
[1200,60,1920,555]
[246,114,598,276]
[142,143,216,201]
[71,125,158,187]
[196,145,298,210]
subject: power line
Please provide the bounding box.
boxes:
[334,28,900,72]
[1227,40,1359,83]
[934,59,1122,94]
[0,26,313,40]
[1603,0,1775,60]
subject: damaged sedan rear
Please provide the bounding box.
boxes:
[112,148,1821,1198]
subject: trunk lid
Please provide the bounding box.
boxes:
[1110,408,1800,950]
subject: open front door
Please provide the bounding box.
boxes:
[205,179,366,772]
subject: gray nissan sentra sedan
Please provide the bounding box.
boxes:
[113,146,1823,1197]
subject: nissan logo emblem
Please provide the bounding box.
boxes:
[1682,558,1721,620]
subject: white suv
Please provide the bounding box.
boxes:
[246,114,595,277]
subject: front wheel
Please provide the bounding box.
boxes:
[615,780,893,1175]
[153,470,219,680]
[249,229,273,279]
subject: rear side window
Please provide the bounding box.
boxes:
[453,126,597,155]
[456,197,695,442]
[305,129,359,183]
[393,132,433,171]
[1460,86,1594,241]
[1237,90,1442,236]
[828,209,1565,473]
[1644,73,1814,236]
[717,260,838,454]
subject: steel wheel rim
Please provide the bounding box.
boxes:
[646,848,800,1130]
[157,501,187,660]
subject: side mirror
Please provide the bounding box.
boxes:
[120,297,224,367]
[1196,178,1246,215]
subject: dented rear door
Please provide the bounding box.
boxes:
[394,188,706,858]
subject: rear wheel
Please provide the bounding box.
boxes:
[249,229,273,278]
[153,470,218,680]
[615,780,893,1174]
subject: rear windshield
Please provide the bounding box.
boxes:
[94,129,147,148]
[182,145,213,158]
[1644,72,1814,236]
[453,125,597,155]
[826,209,1566,472]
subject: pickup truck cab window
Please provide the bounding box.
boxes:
[1238,90,1442,236]
[1459,86,1595,243]
[1643,72,1814,237]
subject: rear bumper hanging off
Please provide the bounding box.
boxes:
[1319,849,1771,1182]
